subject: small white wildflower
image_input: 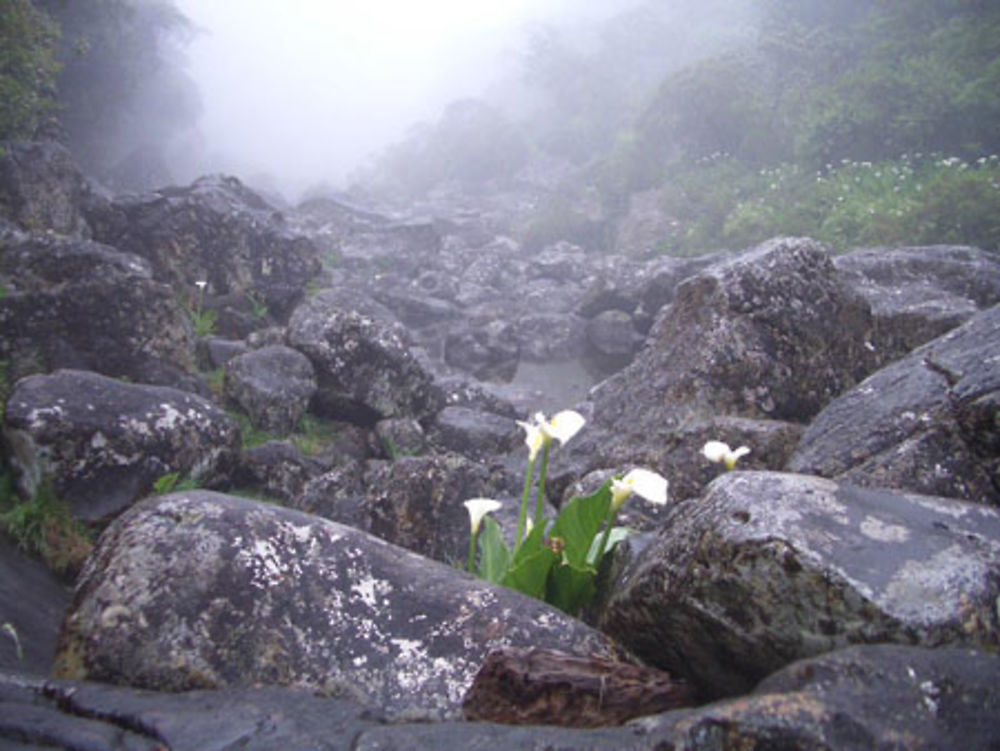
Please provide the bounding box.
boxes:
[703,441,751,470]
[610,468,668,511]
[464,498,502,535]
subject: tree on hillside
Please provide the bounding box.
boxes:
[0,0,60,142]
[37,0,200,185]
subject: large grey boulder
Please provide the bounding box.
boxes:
[224,345,317,434]
[6,643,999,750]
[788,304,1000,505]
[3,370,240,521]
[288,295,442,424]
[0,233,197,390]
[0,141,89,237]
[92,175,321,321]
[360,454,513,563]
[834,244,1000,365]
[54,491,624,721]
[591,237,877,443]
[598,471,1000,700]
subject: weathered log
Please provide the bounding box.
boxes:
[461,647,696,727]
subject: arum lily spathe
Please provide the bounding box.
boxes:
[702,440,751,470]
[517,409,585,462]
[610,468,669,511]
[464,498,502,535]
[464,498,502,573]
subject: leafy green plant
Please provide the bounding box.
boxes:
[186,280,216,337]
[464,411,667,617]
[152,471,200,495]
[0,0,60,141]
[292,414,338,456]
[0,476,92,576]
[228,410,280,450]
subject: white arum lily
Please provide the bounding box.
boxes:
[702,440,751,470]
[610,468,669,512]
[596,468,669,564]
[514,409,586,549]
[464,498,502,573]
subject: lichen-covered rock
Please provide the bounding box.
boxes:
[834,245,1000,365]
[0,234,196,389]
[444,320,520,382]
[361,454,512,563]
[92,174,320,321]
[288,295,442,424]
[224,345,317,434]
[639,644,1000,751]
[788,304,1000,505]
[428,406,518,460]
[231,440,321,504]
[0,141,89,237]
[598,471,1000,700]
[592,237,877,436]
[373,418,427,459]
[3,370,239,521]
[53,491,625,720]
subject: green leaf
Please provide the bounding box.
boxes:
[502,545,558,599]
[586,526,632,567]
[548,481,612,569]
[546,562,597,617]
[477,516,510,584]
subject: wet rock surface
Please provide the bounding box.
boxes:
[788,304,1000,504]
[3,370,240,521]
[598,471,1000,699]
[224,344,317,434]
[54,491,624,721]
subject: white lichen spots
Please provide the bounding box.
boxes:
[237,538,291,589]
[353,654,368,667]
[910,494,973,520]
[919,680,940,714]
[90,432,107,449]
[860,515,910,543]
[154,403,184,432]
[100,604,132,629]
[881,545,981,622]
[351,574,392,609]
[26,405,65,429]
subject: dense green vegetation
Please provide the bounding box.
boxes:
[0,0,60,142]
[361,0,1000,254]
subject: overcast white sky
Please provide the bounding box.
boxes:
[173,0,632,198]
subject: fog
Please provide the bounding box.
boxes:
[173,0,642,198]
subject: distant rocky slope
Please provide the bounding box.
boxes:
[1,141,999,749]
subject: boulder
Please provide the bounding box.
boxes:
[444,320,520,382]
[0,141,89,237]
[788,304,1000,505]
[231,440,322,504]
[640,644,1000,750]
[834,245,1000,365]
[428,406,518,460]
[288,296,442,424]
[0,537,71,675]
[6,643,999,749]
[91,175,321,321]
[598,471,1000,700]
[0,234,197,390]
[372,418,427,459]
[361,454,512,563]
[224,345,317,434]
[54,491,624,721]
[591,237,877,438]
[516,312,587,362]
[3,370,240,521]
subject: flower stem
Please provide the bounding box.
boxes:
[514,455,536,552]
[467,528,479,573]
[532,441,551,531]
[593,504,620,567]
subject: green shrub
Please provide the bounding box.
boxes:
[0,0,60,140]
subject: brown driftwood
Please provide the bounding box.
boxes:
[461,647,696,727]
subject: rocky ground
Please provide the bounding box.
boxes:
[1,140,999,749]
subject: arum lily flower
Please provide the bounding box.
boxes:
[464,498,502,573]
[195,280,208,291]
[514,409,586,548]
[610,468,669,511]
[517,410,585,462]
[595,467,668,564]
[702,441,751,470]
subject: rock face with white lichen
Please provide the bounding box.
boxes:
[53,490,624,721]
